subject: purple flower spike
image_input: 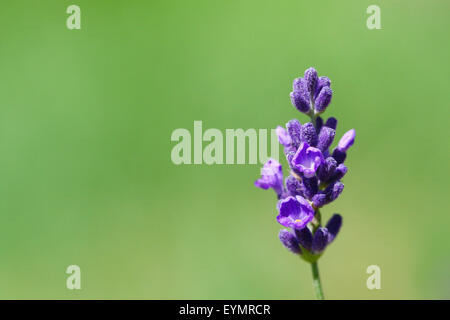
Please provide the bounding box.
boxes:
[291,142,324,178]
[315,76,331,99]
[279,230,301,254]
[304,67,318,95]
[294,227,313,251]
[326,214,342,243]
[324,117,337,130]
[315,86,333,113]
[290,91,310,113]
[254,159,284,197]
[312,227,329,253]
[276,196,314,229]
[286,119,302,149]
[337,129,355,152]
[317,126,336,153]
[276,126,292,147]
[300,122,318,147]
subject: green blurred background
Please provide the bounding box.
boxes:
[0,0,448,299]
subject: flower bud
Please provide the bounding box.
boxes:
[286,119,302,149]
[314,86,332,113]
[332,164,347,181]
[304,67,318,96]
[317,126,336,153]
[317,157,337,182]
[315,76,331,99]
[332,148,347,164]
[302,176,318,199]
[279,230,301,254]
[329,181,344,201]
[294,227,312,251]
[324,117,337,130]
[285,175,303,197]
[337,129,355,152]
[300,122,318,147]
[312,193,328,208]
[312,227,329,253]
[325,214,342,243]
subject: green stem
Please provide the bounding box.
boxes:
[311,261,324,300]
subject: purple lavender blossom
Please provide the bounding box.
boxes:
[254,159,284,198]
[276,196,314,229]
[291,142,324,178]
[276,126,292,147]
[254,67,354,299]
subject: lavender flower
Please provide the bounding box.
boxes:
[276,196,314,229]
[254,158,285,198]
[254,67,355,299]
[291,142,324,178]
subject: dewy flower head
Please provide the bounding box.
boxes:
[291,142,324,178]
[276,195,314,229]
[254,158,284,197]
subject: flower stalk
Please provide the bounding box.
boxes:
[311,262,324,300]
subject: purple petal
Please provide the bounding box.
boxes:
[291,143,324,178]
[254,159,284,196]
[276,196,314,229]
[337,129,355,152]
